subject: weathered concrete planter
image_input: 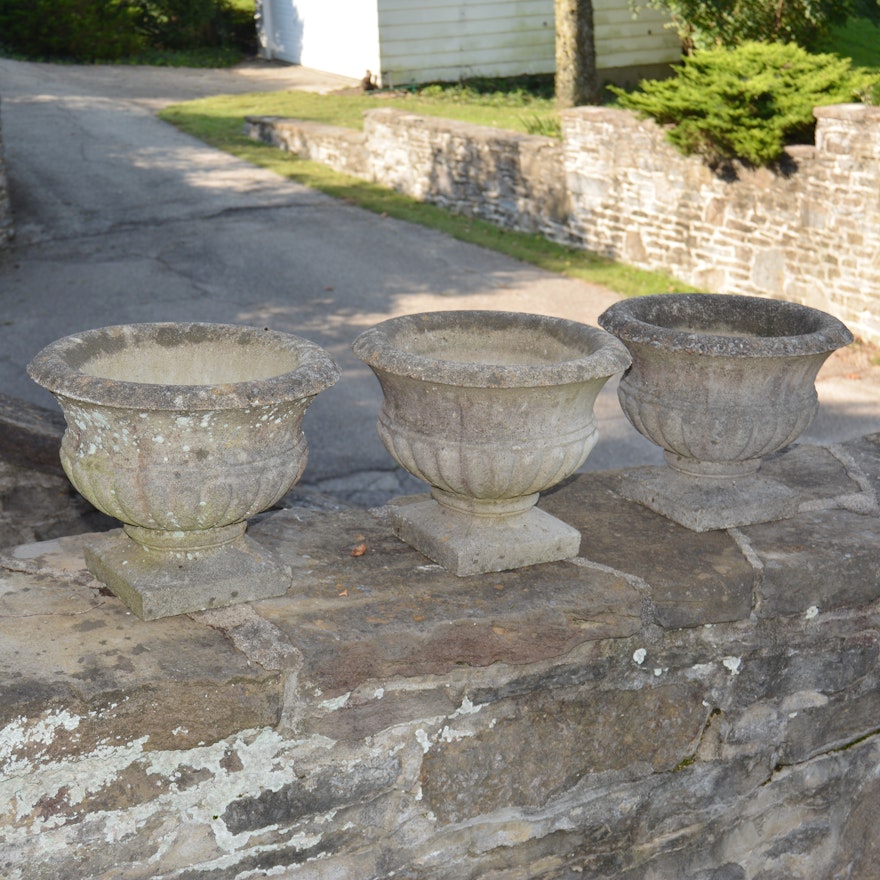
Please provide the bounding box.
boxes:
[599,294,853,530]
[27,322,339,618]
[352,310,630,574]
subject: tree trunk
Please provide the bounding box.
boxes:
[555,0,601,107]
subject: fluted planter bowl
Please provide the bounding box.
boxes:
[28,322,340,618]
[598,294,853,530]
[352,310,631,575]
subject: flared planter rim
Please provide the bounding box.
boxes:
[27,321,341,411]
[352,310,631,388]
[598,293,853,358]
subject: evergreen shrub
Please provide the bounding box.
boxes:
[610,42,880,167]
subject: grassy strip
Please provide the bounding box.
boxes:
[162,84,559,134]
[160,98,687,297]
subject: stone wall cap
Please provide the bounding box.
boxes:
[352,310,630,388]
[598,294,853,358]
[813,103,880,121]
[559,106,641,124]
[363,107,549,145]
[27,322,340,410]
[246,116,366,141]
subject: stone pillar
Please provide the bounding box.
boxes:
[814,102,880,161]
[812,104,880,341]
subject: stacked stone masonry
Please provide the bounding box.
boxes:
[2,435,880,879]
[246,102,880,346]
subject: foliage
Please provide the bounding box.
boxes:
[0,0,255,62]
[128,0,255,53]
[818,15,880,69]
[521,114,564,138]
[854,0,880,24]
[610,41,880,166]
[632,0,874,52]
[0,0,143,61]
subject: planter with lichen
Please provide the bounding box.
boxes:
[28,322,339,619]
[353,310,631,575]
[598,294,852,531]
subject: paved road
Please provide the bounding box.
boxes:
[0,58,876,506]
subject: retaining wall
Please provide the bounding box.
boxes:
[563,104,880,345]
[3,436,880,878]
[246,102,880,345]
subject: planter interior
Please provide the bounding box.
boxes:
[353,310,630,575]
[28,323,339,619]
[598,294,853,531]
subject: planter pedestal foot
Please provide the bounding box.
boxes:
[353,311,630,577]
[620,468,798,532]
[390,497,582,576]
[84,530,293,620]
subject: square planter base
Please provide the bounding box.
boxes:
[619,468,798,532]
[84,530,293,620]
[390,498,582,576]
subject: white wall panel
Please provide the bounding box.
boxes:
[261,0,380,79]
[594,0,681,68]
[260,0,302,63]
[258,0,679,85]
[377,0,554,85]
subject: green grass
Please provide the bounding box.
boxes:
[819,17,880,70]
[163,79,561,134]
[160,92,687,298]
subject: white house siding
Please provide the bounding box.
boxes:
[259,0,300,62]
[593,0,681,72]
[261,0,381,79]
[259,0,679,86]
[377,0,555,86]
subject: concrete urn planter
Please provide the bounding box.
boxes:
[28,322,339,619]
[352,310,631,575]
[598,294,853,531]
